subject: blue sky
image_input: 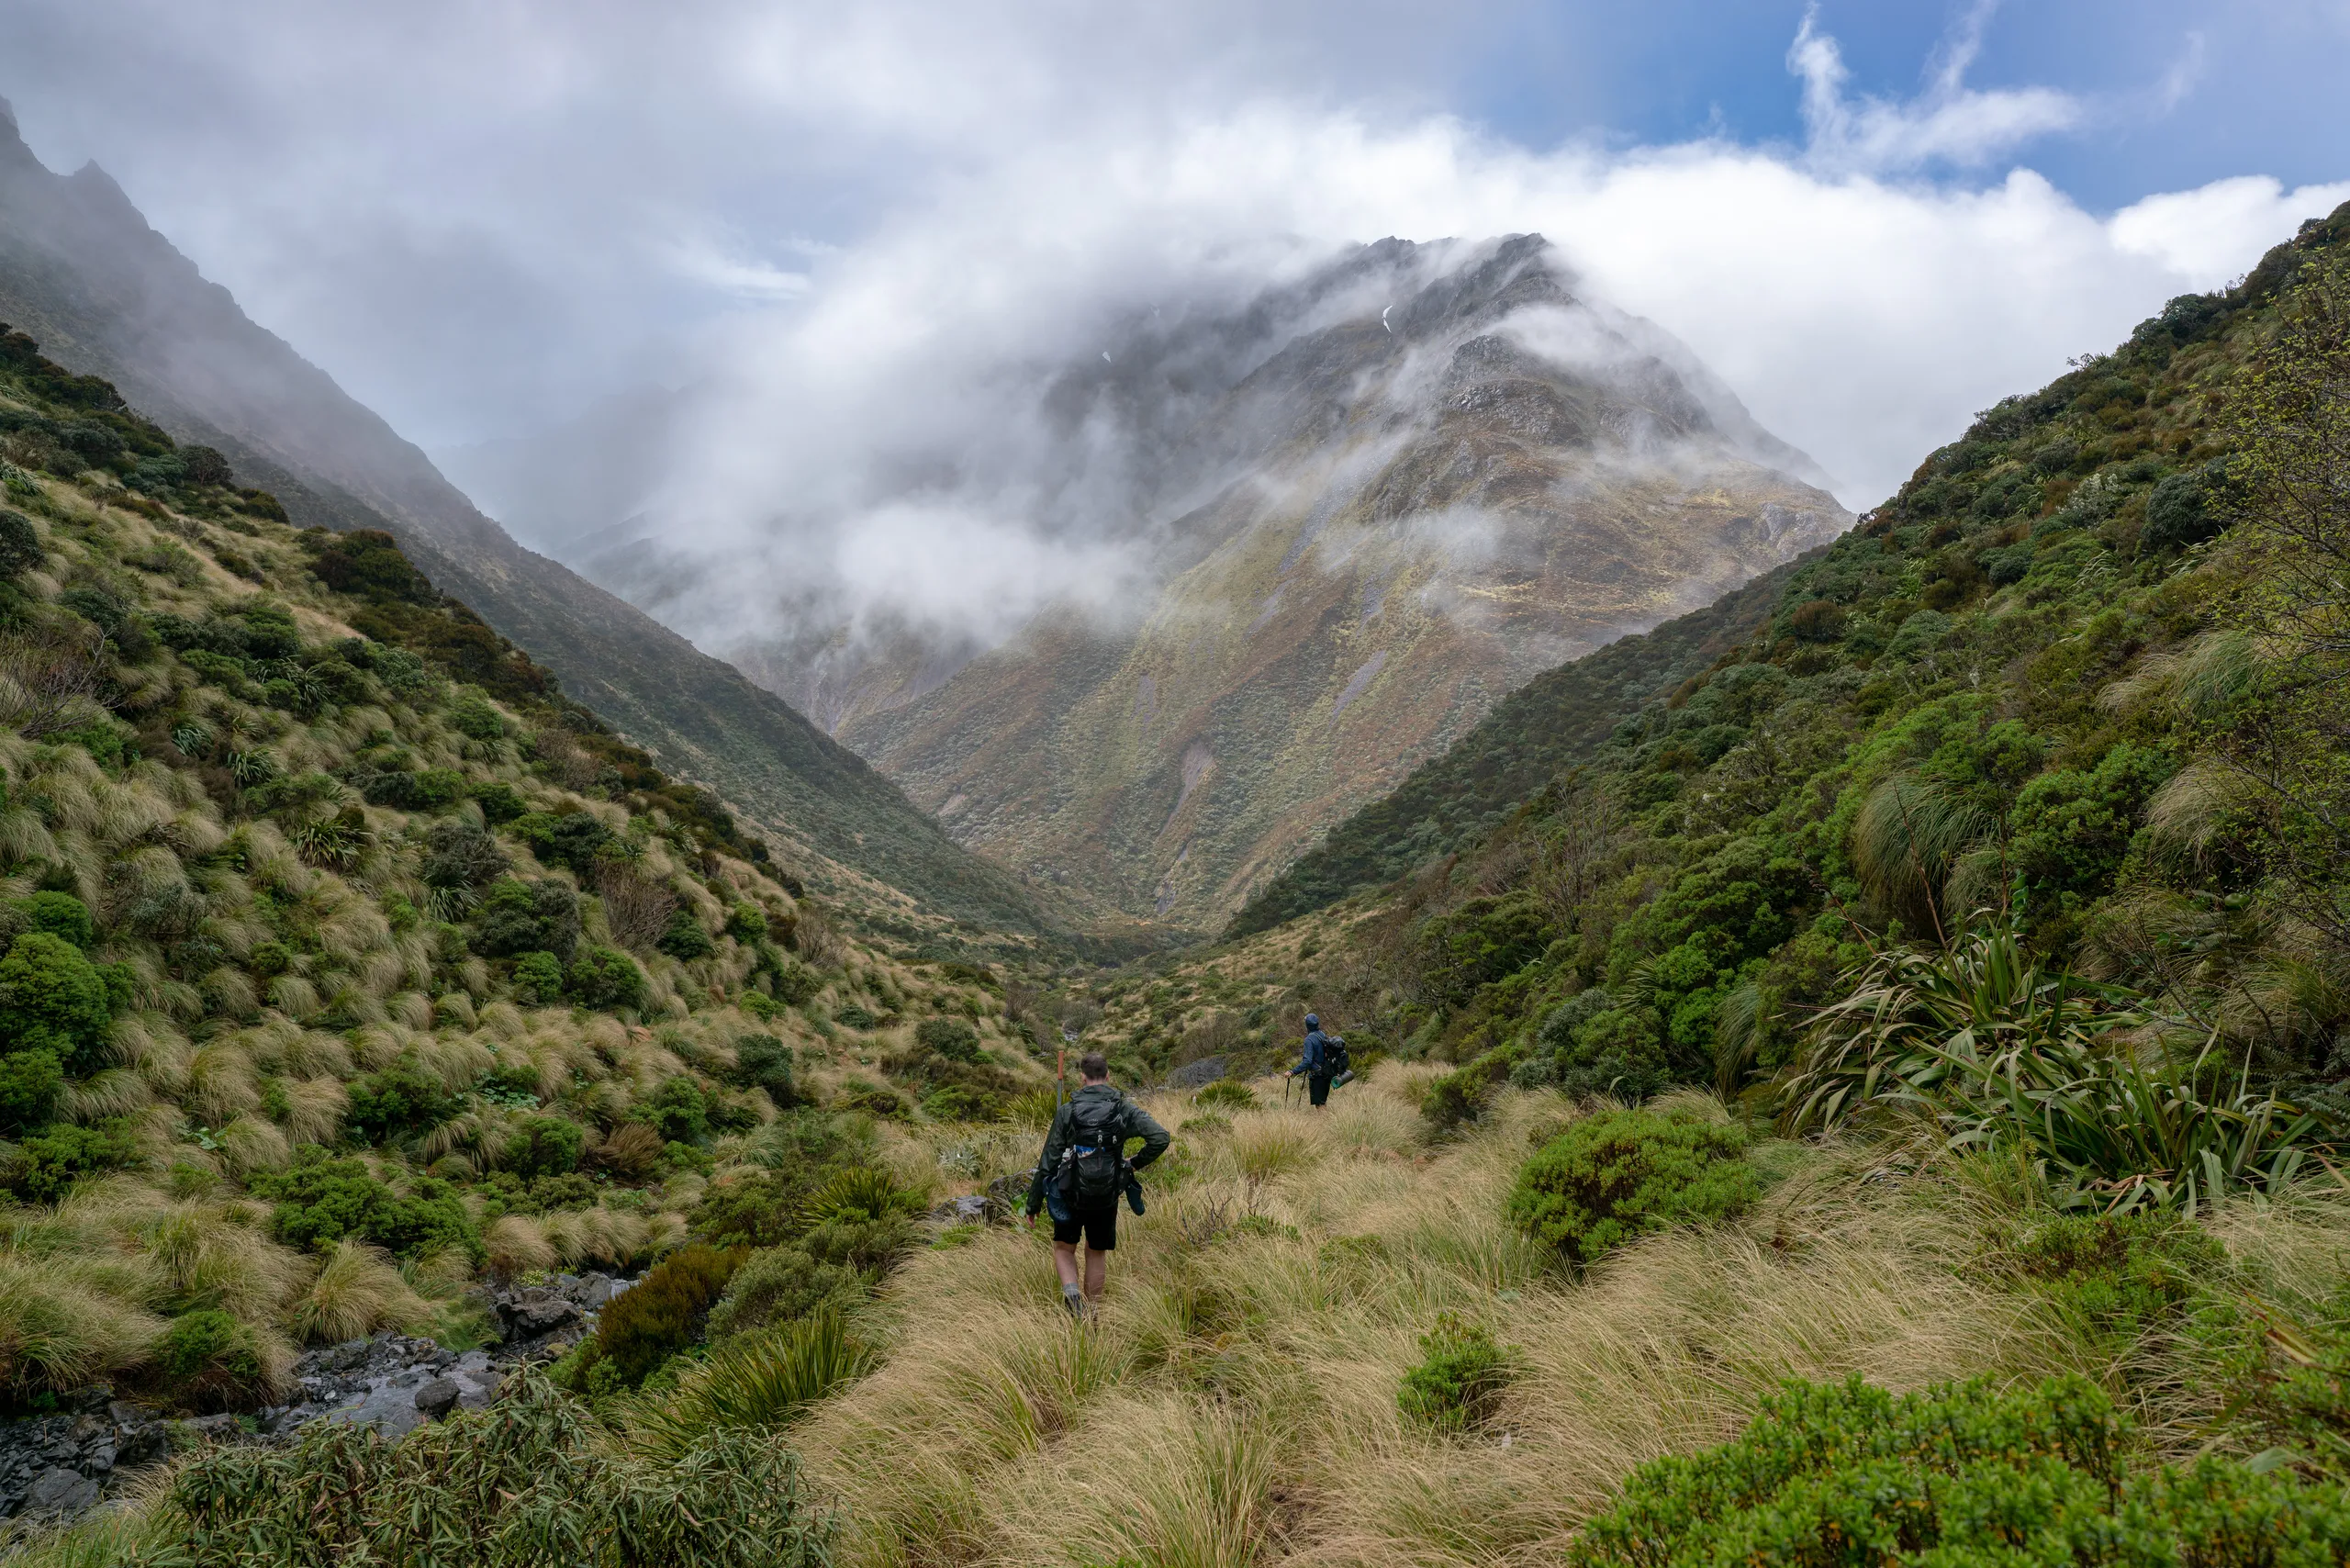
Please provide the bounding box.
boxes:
[1457,1,2347,207]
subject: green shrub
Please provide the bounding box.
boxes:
[643,1077,710,1145]
[724,1034,794,1099]
[1507,1108,1758,1265]
[705,1247,862,1339]
[2142,464,2224,552]
[834,1081,907,1119]
[914,1018,979,1062]
[692,1171,808,1251]
[510,809,614,874]
[419,818,509,890]
[723,902,768,943]
[1,1120,136,1202]
[253,1153,481,1261]
[408,767,467,811]
[14,891,93,949]
[471,878,578,959]
[2007,1212,2228,1348]
[0,930,115,1074]
[469,780,529,823]
[0,1047,62,1135]
[0,508,41,577]
[157,1309,265,1413]
[1525,988,1676,1103]
[1193,1080,1257,1111]
[1396,1312,1517,1434]
[919,1084,995,1122]
[143,1371,834,1567]
[588,1245,742,1389]
[345,1054,463,1143]
[446,691,508,742]
[510,949,565,1005]
[501,1115,583,1179]
[656,910,714,961]
[1417,1058,1499,1131]
[1416,890,1555,1007]
[1567,1374,2350,1567]
[767,957,821,1006]
[568,946,645,1012]
[800,1215,919,1275]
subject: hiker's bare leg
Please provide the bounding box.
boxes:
[1052,1239,1082,1290]
[1083,1248,1108,1302]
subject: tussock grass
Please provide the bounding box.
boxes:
[289,1239,432,1343]
[793,1071,2090,1568]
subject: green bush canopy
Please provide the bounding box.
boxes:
[1507,1107,1757,1266]
[1570,1374,2350,1567]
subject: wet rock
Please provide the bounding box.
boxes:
[0,1402,168,1522]
[935,1193,1002,1226]
[1166,1056,1227,1091]
[496,1286,582,1340]
[413,1378,462,1420]
[24,1466,97,1516]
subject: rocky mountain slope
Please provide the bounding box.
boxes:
[838,238,1846,928]
[0,102,1046,939]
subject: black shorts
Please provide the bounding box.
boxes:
[1052,1202,1117,1251]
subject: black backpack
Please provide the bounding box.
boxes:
[1325,1035,1351,1077]
[1057,1094,1126,1207]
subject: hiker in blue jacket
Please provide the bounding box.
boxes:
[1288,1013,1339,1107]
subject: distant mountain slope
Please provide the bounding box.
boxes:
[1225,551,1814,936]
[841,238,1847,928]
[0,102,1046,936]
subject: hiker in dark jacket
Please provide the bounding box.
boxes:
[1024,1052,1171,1315]
[1288,1013,1338,1107]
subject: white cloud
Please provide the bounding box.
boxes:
[2110,174,2350,286]
[1788,1,2081,174]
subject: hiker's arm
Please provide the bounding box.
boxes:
[1025,1109,1067,1215]
[1125,1103,1172,1172]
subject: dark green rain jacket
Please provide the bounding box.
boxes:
[1024,1082,1171,1214]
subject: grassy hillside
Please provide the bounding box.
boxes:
[0,323,1049,1442]
[1227,556,1807,937]
[0,111,1051,940]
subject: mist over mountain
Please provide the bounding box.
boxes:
[492,235,1843,926]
